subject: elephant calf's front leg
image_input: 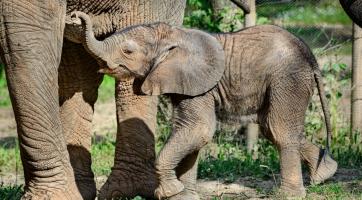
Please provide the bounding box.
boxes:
[155,93,216,199]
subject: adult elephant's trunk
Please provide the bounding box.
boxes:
[72,12,112,68]
[230,0,250,14]
[340,0,362,27]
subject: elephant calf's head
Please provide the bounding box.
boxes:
[71,11,226,97]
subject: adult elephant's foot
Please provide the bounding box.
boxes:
[310,153,338,185]
[98,169,157,200]
[168,189,200,200]
[22,190,82,200]
[21,180,83,200]
[75,176,96,200]
[154,178,184,200]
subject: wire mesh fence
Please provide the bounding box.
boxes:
[181,0,353,142]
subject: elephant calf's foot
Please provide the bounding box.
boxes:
[310,153,338,185]
[154,178,185,200]
[278,183,306,198]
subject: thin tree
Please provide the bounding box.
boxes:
[352,23,362,135]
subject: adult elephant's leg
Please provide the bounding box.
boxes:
[99,79,159,199]
[59,40,103,200]
[300,139,337,184]
[0,1,81,199]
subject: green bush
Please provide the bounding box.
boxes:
[0,184,23,200]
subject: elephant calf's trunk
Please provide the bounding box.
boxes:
[71,11,108,63]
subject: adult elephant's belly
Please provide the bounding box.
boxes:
[64,0,186,42]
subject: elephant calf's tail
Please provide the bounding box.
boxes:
[314,68,332,154]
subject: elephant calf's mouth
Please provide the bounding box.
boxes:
[98,65,134,79]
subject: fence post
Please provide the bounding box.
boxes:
[244,0,256,27]
[243,0,259,156]
[352,23,362,135]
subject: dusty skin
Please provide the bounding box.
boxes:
[72,11,337,199]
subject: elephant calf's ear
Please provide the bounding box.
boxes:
[141,28,225,96]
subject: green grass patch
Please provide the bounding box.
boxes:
[306,182,362,199]
[0,184,23,200]
[0,65,11,108]
[0,140,22,176]
[91,134,115,176]
[198,135,279,182]
[97,75,115,103]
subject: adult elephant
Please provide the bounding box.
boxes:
[0,0,250,199]
[0,1,187,199]
[340,0,362,26]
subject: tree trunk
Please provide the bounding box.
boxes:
[352,23,362,135]
[247,123,259,154]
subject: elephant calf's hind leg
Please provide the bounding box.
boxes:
[301,139,337,184]
[261,75,315,197]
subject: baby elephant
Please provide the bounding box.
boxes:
[71,11,337,199]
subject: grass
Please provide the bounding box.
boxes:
[0,65,11,107]
[91,134,115,176]
[0,184,23,200]
[306,182,362,199]
[1,136,361,199]
[97,75,115,103]
[198,135,279,182]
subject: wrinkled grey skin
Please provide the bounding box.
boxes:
[75,12,338,199]
[340,0,362,27]
[0,1,187,199]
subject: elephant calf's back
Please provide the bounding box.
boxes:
[211,25,316,123]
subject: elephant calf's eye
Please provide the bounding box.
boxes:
[123,49,134,55]
[168,46,177,51]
